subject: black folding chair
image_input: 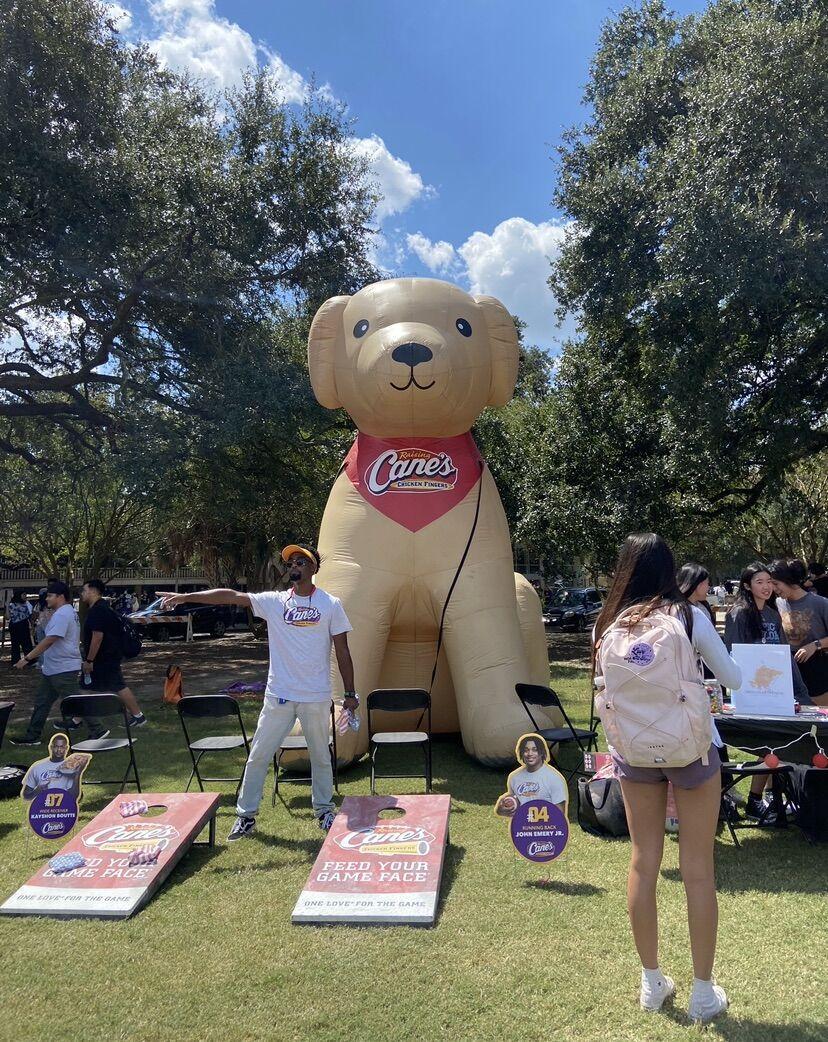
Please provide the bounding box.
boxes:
[368,689,432,795]
[178,695,251,795]
[60,694,141,793]
[272,703,338,806]
[718,759,798,848]
[0,700,14,749]
[515,683,598,784]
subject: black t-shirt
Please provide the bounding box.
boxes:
[83,600,122,664]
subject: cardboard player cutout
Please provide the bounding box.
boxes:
[495,733,570,864]
[21,733,91,841]
[308,277,553,766]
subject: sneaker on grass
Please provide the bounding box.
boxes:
[640,971,675,1012]
[318,810,336,832]
[227,816,256,842]
[53,718,82,731]
[8,735,40,747]
[89,728,111,741]
[688,981,728,1023]
[130,714,147,728]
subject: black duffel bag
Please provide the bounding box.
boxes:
[790,765,828,843]
[577,775,629,838]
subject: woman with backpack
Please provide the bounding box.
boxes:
[768,559,828,705]
[593,533,741,1023]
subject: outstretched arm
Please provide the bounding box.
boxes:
[161,589,251,609]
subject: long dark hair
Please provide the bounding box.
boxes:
[677,561,714,623]
[593,533,692,666]
[730,561,772,642]
[676,562,709,600]
[769,558,808,589]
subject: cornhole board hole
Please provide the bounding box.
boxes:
[293,794,450,925]
[0,792,219,920]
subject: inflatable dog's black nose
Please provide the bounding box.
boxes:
[392,342,433,368]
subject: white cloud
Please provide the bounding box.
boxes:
[406,233,457,274]
[105,3,133,32]
[458,217,576,349]
[140,5,430,224]
[145,0,309,101]
[349,135,431,222]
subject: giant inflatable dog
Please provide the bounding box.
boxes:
[309,278,550,766]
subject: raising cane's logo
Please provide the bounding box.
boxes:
[283,604,322,627]
[365,448,458,496]
[81,822,179,854]
[334,822,435,856]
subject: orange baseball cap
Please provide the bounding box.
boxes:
[280,544,320,570]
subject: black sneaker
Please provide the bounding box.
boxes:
[746,795,777,824]
[227,816,256,842]
[88,728,111,741]
[129,714,147,728]
[8,735,41,747]
[53,718,82,731]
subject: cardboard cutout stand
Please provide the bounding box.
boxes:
[495,734,569,865]
[293,794,450,925]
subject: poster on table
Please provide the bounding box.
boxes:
[495,733,569,863]
[1,792,219,919]
[21,733,91,840]
[730,643,795,716]
[292,794,450,925]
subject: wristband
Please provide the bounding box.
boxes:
[344,691,359,702]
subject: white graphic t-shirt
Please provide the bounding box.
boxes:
[508,764,567,807]
[248,587,352,703]
[42,604,82,677]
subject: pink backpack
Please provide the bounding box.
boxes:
[594,609,712,768]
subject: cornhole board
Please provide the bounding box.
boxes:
[0,792,219,920]
[292,794,450,925]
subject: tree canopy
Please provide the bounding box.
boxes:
[537,0,828,569]
[0,0,376,460]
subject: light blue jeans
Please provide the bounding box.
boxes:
[236,698,334,818]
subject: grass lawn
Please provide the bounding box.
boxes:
[0,639,825,1042]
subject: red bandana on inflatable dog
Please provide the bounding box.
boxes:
[343,432,482,532]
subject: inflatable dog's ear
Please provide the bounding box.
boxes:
[307,295,350,409]
[475,295,520,406]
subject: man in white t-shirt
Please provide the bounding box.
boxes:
[11,581,106,745]
[495,735,567,815]
[162,544,357,839]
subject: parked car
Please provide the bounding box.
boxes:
[542,587,604,632]
[128,599,248,641]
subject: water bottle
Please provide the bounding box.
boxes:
[82,669,92,687]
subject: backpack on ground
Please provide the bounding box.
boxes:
[791,765,828,843]
[163,664,183,705]
[577,776,629,838]
[594,609,711,769]
[117,614,143,660]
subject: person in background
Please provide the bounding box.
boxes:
[724,563,809,820]
[593,533,740,1022]
[677,564,714,624]
[9,581,107,746]
[76,579,146,727]
[807,562,828,599]
[769,559,828,705]
[33,587,53,645]
[7,591,33,665]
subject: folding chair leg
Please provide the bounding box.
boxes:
[330,743,339,794]
[370,745,377,796]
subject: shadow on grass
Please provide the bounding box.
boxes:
[524,879,606,896]
[707,1017,827,1041]
[435,842,466,923]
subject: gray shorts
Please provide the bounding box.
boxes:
[612,744,721,789]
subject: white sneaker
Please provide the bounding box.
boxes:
[688,982,729,1023]
[640,972,676,1012]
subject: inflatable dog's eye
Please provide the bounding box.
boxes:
[353,320,370,339]
[455,318,472,338]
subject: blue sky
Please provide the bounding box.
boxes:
[112,0,707,349]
